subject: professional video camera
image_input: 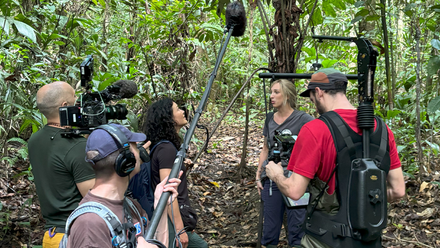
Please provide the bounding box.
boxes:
[59,55,138,136]
[267,129,297,164]
[267,129,310,208]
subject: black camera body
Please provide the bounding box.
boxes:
[268,129,297,164]
[59,55,129,135]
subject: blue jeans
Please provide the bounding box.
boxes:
[261,179,306,246]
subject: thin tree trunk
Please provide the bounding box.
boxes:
[101,0,109,71]
[292,0,318,73]
[388,0,396,105]
[380,0,393,110]
[414,19,425,175]
[257,0,274,65]
[281,0,289,72]
[238,0,256,175]
[239,83,251,171]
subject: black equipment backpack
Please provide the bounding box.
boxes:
[128,140,173,220]
[305,111,390,248]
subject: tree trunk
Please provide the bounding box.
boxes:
[257,0,274,65]
[270,0,302,74]
[380,0,393,110]
[388,0,396,106]
[101,0,109,71]
[414,19,425,175]
[238,0,257,176]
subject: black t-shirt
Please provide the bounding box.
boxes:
[151,142,190,206]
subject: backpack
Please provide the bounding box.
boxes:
[127,140,172,220]
[304,111,390,248]
[59,198,145,248]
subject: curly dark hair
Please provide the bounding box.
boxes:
[142,97,181,149]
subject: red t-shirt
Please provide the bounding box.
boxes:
[287,109,401,194]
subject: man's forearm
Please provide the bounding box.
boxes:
[271,173,290,197]
[387,188,402,203]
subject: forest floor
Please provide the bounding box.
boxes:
[0,111,440,248]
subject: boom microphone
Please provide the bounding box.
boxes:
[145,1,245,241]
[113,80,138,98]
[105,80,138,100]
[225,1,247,37]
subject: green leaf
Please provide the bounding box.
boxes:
[355,9,370,17]
[386,110,401,119]
[321,59,338,68]
[12,19,36,43]
[354,1,365,8]
[351,15,364,24]
[92,0,98,5]
[323,2,336,17]
[427,56,440,76]
[430,4,440,12]
[331,0,346,10]
[404,3,417,17]
[425,141,439,155]
[366,15,380,21]
[0,16,10,35]
[7,137,27,145]
[312,7,323,25]
[53,41,65,46]
[428,96,440,114]
[48,33,68,40]
[431,39,440,50]
[98,0,106,8]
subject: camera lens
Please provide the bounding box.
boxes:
[105,103,128,120]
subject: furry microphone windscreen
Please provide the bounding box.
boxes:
[225,1,247,37]
[113,80,138,98]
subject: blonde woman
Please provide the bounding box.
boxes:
[256,79,314,247]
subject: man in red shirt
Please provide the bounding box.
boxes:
[266,68,405,247]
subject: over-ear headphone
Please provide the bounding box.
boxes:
[95,124,136,177]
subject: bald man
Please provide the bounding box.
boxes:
[28,81,95,248]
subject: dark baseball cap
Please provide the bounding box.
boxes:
[85,123,146,162]
[299,68,348,97]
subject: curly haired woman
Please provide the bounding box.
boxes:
[143,98,208,248]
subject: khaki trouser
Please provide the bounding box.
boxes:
[300,234,332,248]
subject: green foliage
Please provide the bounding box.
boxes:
[0,0,439,182]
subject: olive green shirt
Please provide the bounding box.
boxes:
[28,125,95,230]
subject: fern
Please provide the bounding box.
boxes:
[6,137,27,145]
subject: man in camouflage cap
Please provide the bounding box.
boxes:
[266,68,405,247]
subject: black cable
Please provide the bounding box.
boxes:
[145,239,167,248]
[189,103,210,153]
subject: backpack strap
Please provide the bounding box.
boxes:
[150,140,176,155]
[308,112,358,219]
[264,112,274,147]
[264,112,274,133]
[374,116,388,164]
[125,197,146,237]
[322,111,359,158]
[64,202,126,247]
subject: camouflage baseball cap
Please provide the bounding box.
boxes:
[299,68,348,97]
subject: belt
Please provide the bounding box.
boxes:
[48,227,66,237]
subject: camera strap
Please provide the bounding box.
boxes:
[264,112,274,147]
[306,113,338,219]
